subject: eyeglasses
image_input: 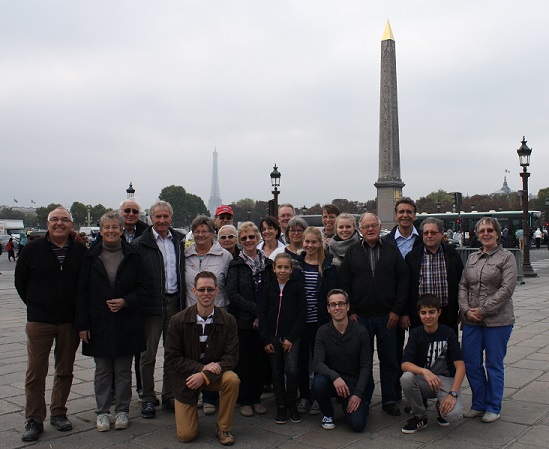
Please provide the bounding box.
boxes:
[240,235,256,242]
[360,224,380,230]
[422,231,441,236]
[219,234,235,240]
[196,287,216,293]
[217,214,233,220]
[478,228,496,234]
[194,230,212,235]
[289,228,304,234]
[49,217,72,223]
[123,208,140,215]
[328,301,348,309]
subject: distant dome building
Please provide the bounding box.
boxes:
[491,176,512,195]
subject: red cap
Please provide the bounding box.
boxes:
[215,205,234,216]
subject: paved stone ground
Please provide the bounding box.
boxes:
[0,250,548,449]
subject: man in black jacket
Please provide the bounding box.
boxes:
[404,218,464,335]
[15,207,87,442]
[339,213,408,417]
[133,200,185,418]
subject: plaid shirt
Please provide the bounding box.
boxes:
[418,245,449,307]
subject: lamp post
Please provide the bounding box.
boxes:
[270,164,281,217]
[126,182,135,198]
[517,137,537,277]
[436,202,441,213]
[545,198,549,250]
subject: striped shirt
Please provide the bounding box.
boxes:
[197,311,215,361]
[419,246,449,307]
[302,262,319,323]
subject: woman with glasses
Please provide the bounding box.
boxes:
[257,216,285,260]
[459,217,517,423]
[284,216,308,262]
[217,225,240,259]
[184,216,233,415]
[75,212,149,432]
[326,213,361,270]
[227,222,276,417]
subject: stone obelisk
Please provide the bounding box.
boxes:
[374,21,404,230]
[207,148,222,216]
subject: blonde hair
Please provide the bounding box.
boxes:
[237,221,261,243]
[303,226,325,275]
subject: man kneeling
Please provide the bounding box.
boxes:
[165,272,240,445]
[401,294,464,434]
[312,289,371,432]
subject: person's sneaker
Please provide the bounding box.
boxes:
[252,403,267,414]
[309,400,321,415]
[288,406,302,423]
[481,412,500,423]
[463,408,484,418]
[321,415,335,430]
[162,397,175,413]
[239,405,253,417]
[137,389,143,402]
[203,403,217,415]
[22,419,44,442]
[216,425,235,446]
[297,398,309,414]
[436,402,450,427]
[96,413,111,432]
[382,403,401,416]
[275,407,287,424]
[50,414,72,431]
[114,412,129,430]
[402,416,428,434]
[141,401,156,419]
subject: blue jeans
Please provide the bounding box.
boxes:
[462,324,512,414]
[269,337,300,408]
[312,374,369,432]
[358,315,398,405]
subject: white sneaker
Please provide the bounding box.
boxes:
[114,412,129,430]
[463,408,484,418]
[96,413,111,432]
[321,415,335,430]
[481,412,500,423]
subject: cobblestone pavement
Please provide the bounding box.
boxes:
[1,251,548,449]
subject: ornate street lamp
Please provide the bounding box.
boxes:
[517,137,536,277]
[126,182,135,198]
[545,198,549,250]
[270,164,281,217]
[436,202,441,213]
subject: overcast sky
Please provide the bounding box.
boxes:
[2,1,548,213]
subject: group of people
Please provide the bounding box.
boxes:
[14,197,518,445]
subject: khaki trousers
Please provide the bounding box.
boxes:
[175,370,240,443]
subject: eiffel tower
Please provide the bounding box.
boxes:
[207,148,222,216]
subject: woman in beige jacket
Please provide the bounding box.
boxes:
[458,217,517,423]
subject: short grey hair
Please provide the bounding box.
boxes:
[359,212,381,226]
[119,199,141,212]
[192,215,215,233]
[150,200,173,217]
[285,216,308,242]
[99,211,124,229]
[419,217,444,233]
[218,224,237,235]
[47,207,73,222]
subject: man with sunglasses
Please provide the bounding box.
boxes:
[165,271,239,445]
[404,218,463,336]
[214,205,234,234]
[312,289,371,432]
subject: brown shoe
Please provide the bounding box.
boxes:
[240,405,253,417]
[217,425,235,446]
[252,403,267,414]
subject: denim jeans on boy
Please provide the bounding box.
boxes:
[462,324,513,414]
[312,374,369,432]
[269,337,300,409]
[358,314,399,405]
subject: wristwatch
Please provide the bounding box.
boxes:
[449,391,458,398]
